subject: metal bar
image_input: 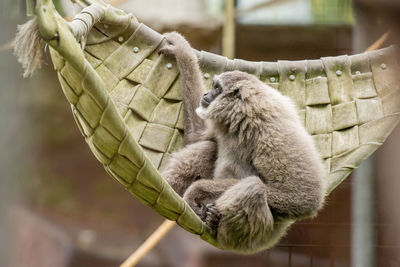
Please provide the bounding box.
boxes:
[351,156,376,267]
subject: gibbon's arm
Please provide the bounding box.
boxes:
[159,32,206,144]
[159,32,218,196]
[162,140,217,196]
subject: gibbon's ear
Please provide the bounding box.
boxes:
[234,80,254,100]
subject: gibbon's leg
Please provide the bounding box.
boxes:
[215,176,275,252]
[183,178,239,230]
[159,32,207,144]
[265,183,324,219]
[162,140,217,196]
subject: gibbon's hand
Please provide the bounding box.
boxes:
[159,32,192,59]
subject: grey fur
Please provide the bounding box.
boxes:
[160,32,326,254]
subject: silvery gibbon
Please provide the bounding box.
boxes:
[159,32,326,254]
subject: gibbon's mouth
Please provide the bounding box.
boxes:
[201,98,210,108]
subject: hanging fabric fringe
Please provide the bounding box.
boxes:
[14,17,45,77]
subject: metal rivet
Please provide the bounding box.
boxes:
[269,77,276,83]
[204,73,210,79]
[104,24,109,29]
[289,74,295,81]
[133,47,139,53]
[166,63,172,69]
[336,70,342,76]
[381,63,387,70]
[118,36,124,43]
[355,71,361,75]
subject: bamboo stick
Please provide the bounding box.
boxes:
[365,31,390,52]
[120,220,176,267]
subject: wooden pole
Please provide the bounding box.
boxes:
[120,220,176,267]
[222,0,235,59]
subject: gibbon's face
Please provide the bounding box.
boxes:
[196,75,226,119]
[196,71,258,120]
[201,75,224,108]
[196,71,262,119]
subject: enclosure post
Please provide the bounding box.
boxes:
[222,0,235,59]
[351,156,376,267]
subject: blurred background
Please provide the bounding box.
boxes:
[0,0,399,266]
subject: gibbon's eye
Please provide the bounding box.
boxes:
[214,83,222,94]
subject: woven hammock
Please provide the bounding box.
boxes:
[31,0,400,248]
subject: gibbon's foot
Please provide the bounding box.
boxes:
[192,202,220,231]
[195,202,207,220]
[203,203,221,231]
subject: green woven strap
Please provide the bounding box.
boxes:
[35,0,216,246]
[34,0,400,248]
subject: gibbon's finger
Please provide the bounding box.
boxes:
[158,46,175,56]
